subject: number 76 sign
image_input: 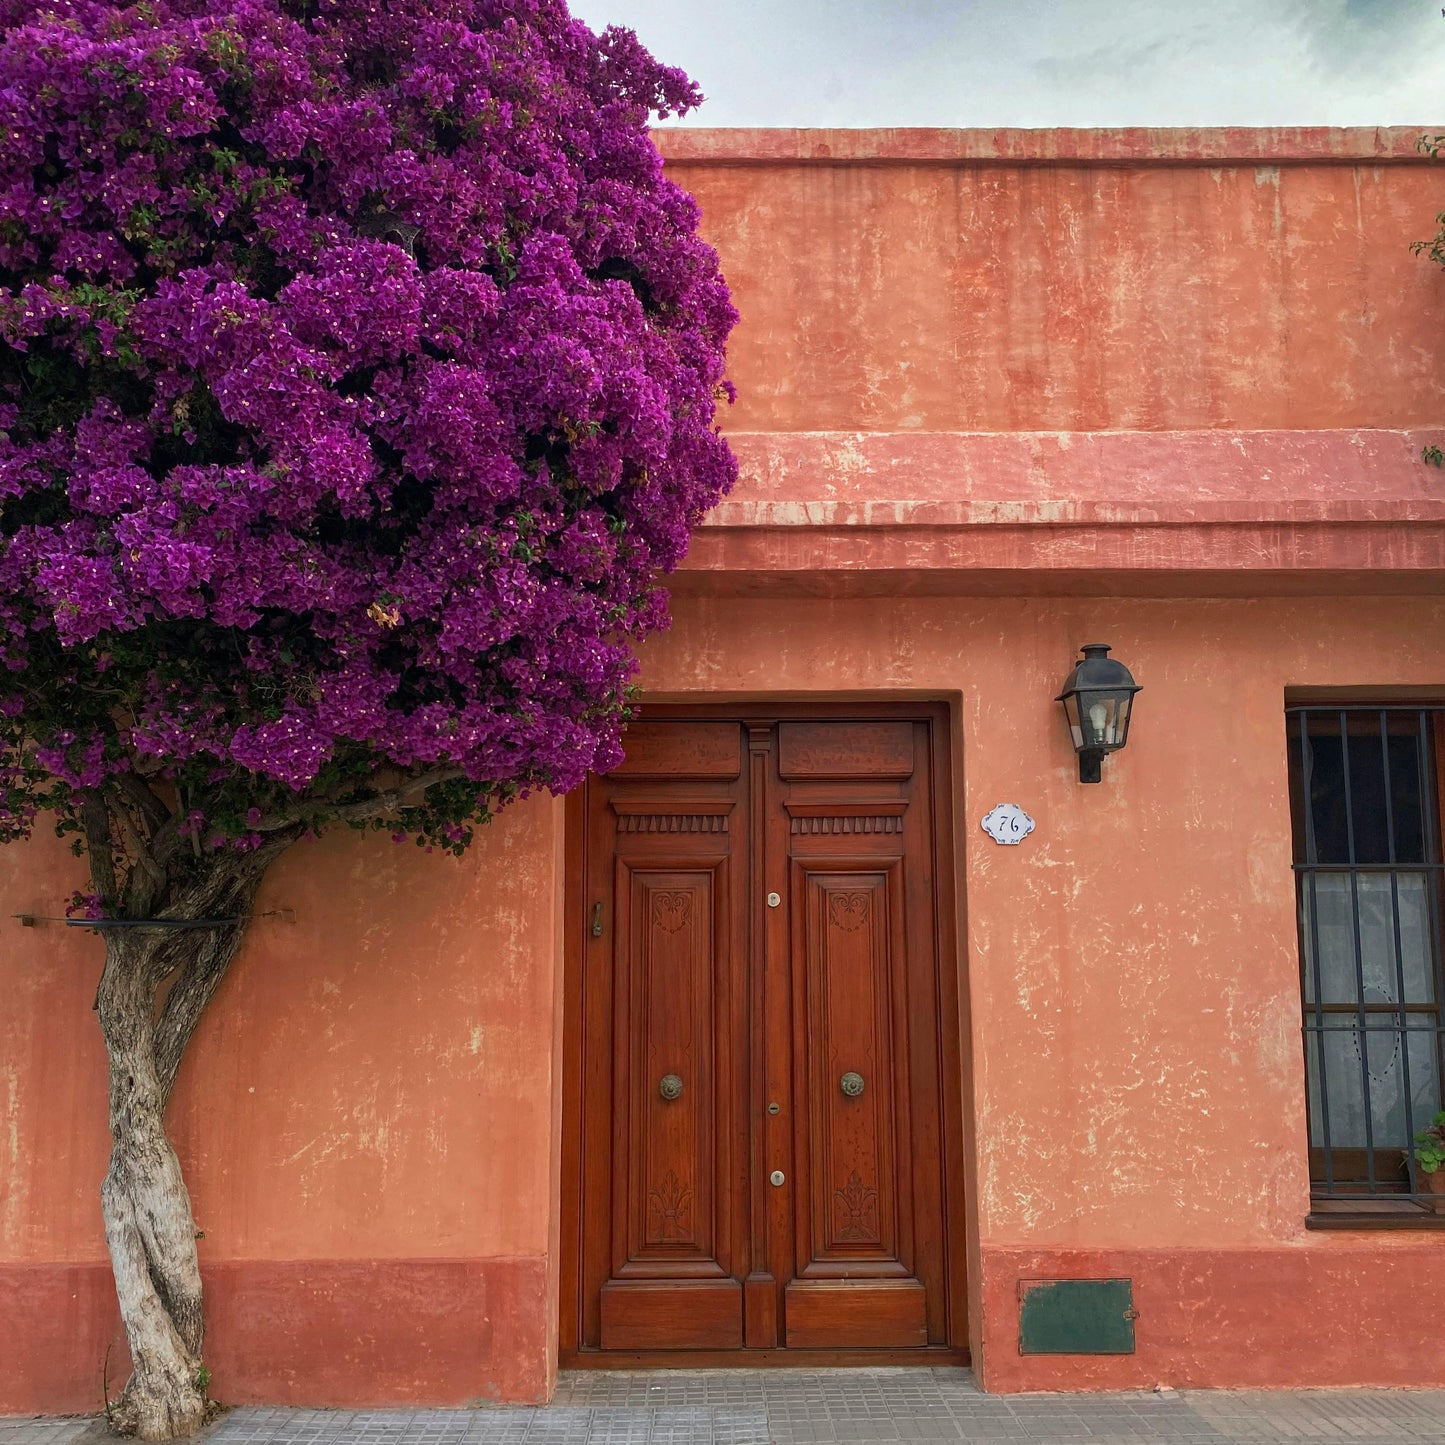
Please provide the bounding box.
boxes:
[981,803,1036,846]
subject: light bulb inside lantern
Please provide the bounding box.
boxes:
[1088,700,1109,745]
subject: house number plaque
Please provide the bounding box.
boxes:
[981,803,1035,846]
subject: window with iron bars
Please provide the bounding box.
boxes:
[1286,705,1445,1222]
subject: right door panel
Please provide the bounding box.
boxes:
[779,721,946,1348]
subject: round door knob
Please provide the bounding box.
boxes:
[770,1170,785,1187]
[659,1074,683,1101]
[840,1071,865,1098]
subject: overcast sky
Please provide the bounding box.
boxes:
[567,0,1445,128]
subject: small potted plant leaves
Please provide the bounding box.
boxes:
[1414,1112,1445,1211]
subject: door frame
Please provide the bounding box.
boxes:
[559,699,973,1367]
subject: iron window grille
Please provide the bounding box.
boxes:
[1286,706,1445,1214]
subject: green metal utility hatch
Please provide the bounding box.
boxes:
[1017,1278,1137,1355]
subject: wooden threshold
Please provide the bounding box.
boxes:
[562,1346,972,1371]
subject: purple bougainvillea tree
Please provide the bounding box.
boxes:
[0,0,734,1434]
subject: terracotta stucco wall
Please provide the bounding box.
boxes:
[649,137,1445,1390]
[639,592,1445,1389]
[661,129,1445,434]
[5,129,1445,1411]
[0,796,566,1412]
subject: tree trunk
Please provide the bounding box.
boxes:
[98,932,209,1440]
[93,842,294,1440]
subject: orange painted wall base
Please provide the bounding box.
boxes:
[978,1244,1445,1392]
[0,1258,553,1416]
[15,1245,1442,1412]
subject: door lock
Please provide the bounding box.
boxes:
[766,892,781,908]
[769,1170,785,1187]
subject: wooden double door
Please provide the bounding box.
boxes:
[563,707,966,1359]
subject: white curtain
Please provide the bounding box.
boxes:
[1300,873,1439,1150]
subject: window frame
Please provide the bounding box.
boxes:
[1286,703,1445,1230]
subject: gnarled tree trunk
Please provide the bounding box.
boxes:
[99,934,208,1440]
[77,767,446,1436]
[92,835,297,1440]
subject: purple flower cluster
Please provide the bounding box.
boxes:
[0,0,735,846]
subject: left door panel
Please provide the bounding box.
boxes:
[581,723,748,1350]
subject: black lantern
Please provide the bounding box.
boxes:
[1056,643,1141,784]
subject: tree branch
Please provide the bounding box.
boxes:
[252,766,468,832]
[152,832,301,1105]
[80,790,119,907]
[111,771,171,837]
[106,785,167,917]
[148,811,187,873]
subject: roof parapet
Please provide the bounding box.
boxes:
[654,126,1444,167]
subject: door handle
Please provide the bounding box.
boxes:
[590,902,603,938]
[659,1074,683,1101]
[840,1071,865,1098]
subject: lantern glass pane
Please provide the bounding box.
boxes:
[1114,693,1133,744]
[1080,692,1131,749]
[1062,694,1084,750]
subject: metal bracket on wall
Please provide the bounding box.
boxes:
[12,908,297,929]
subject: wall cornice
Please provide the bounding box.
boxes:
[654,126,1444,167]
[674,429,1445,597]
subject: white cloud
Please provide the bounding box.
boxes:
[566,0,1445,127]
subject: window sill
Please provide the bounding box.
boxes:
[1306,1197,1445,1230]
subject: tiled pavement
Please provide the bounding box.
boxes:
[3,1371,1443,1445]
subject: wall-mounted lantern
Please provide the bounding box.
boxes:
[1056,643,1142,784]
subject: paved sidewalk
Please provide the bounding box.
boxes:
[3,1370,1443,1445]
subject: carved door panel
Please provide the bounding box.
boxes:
[777,721,948,1348]
[572,711,961,1357]
[581,722,749,1350]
